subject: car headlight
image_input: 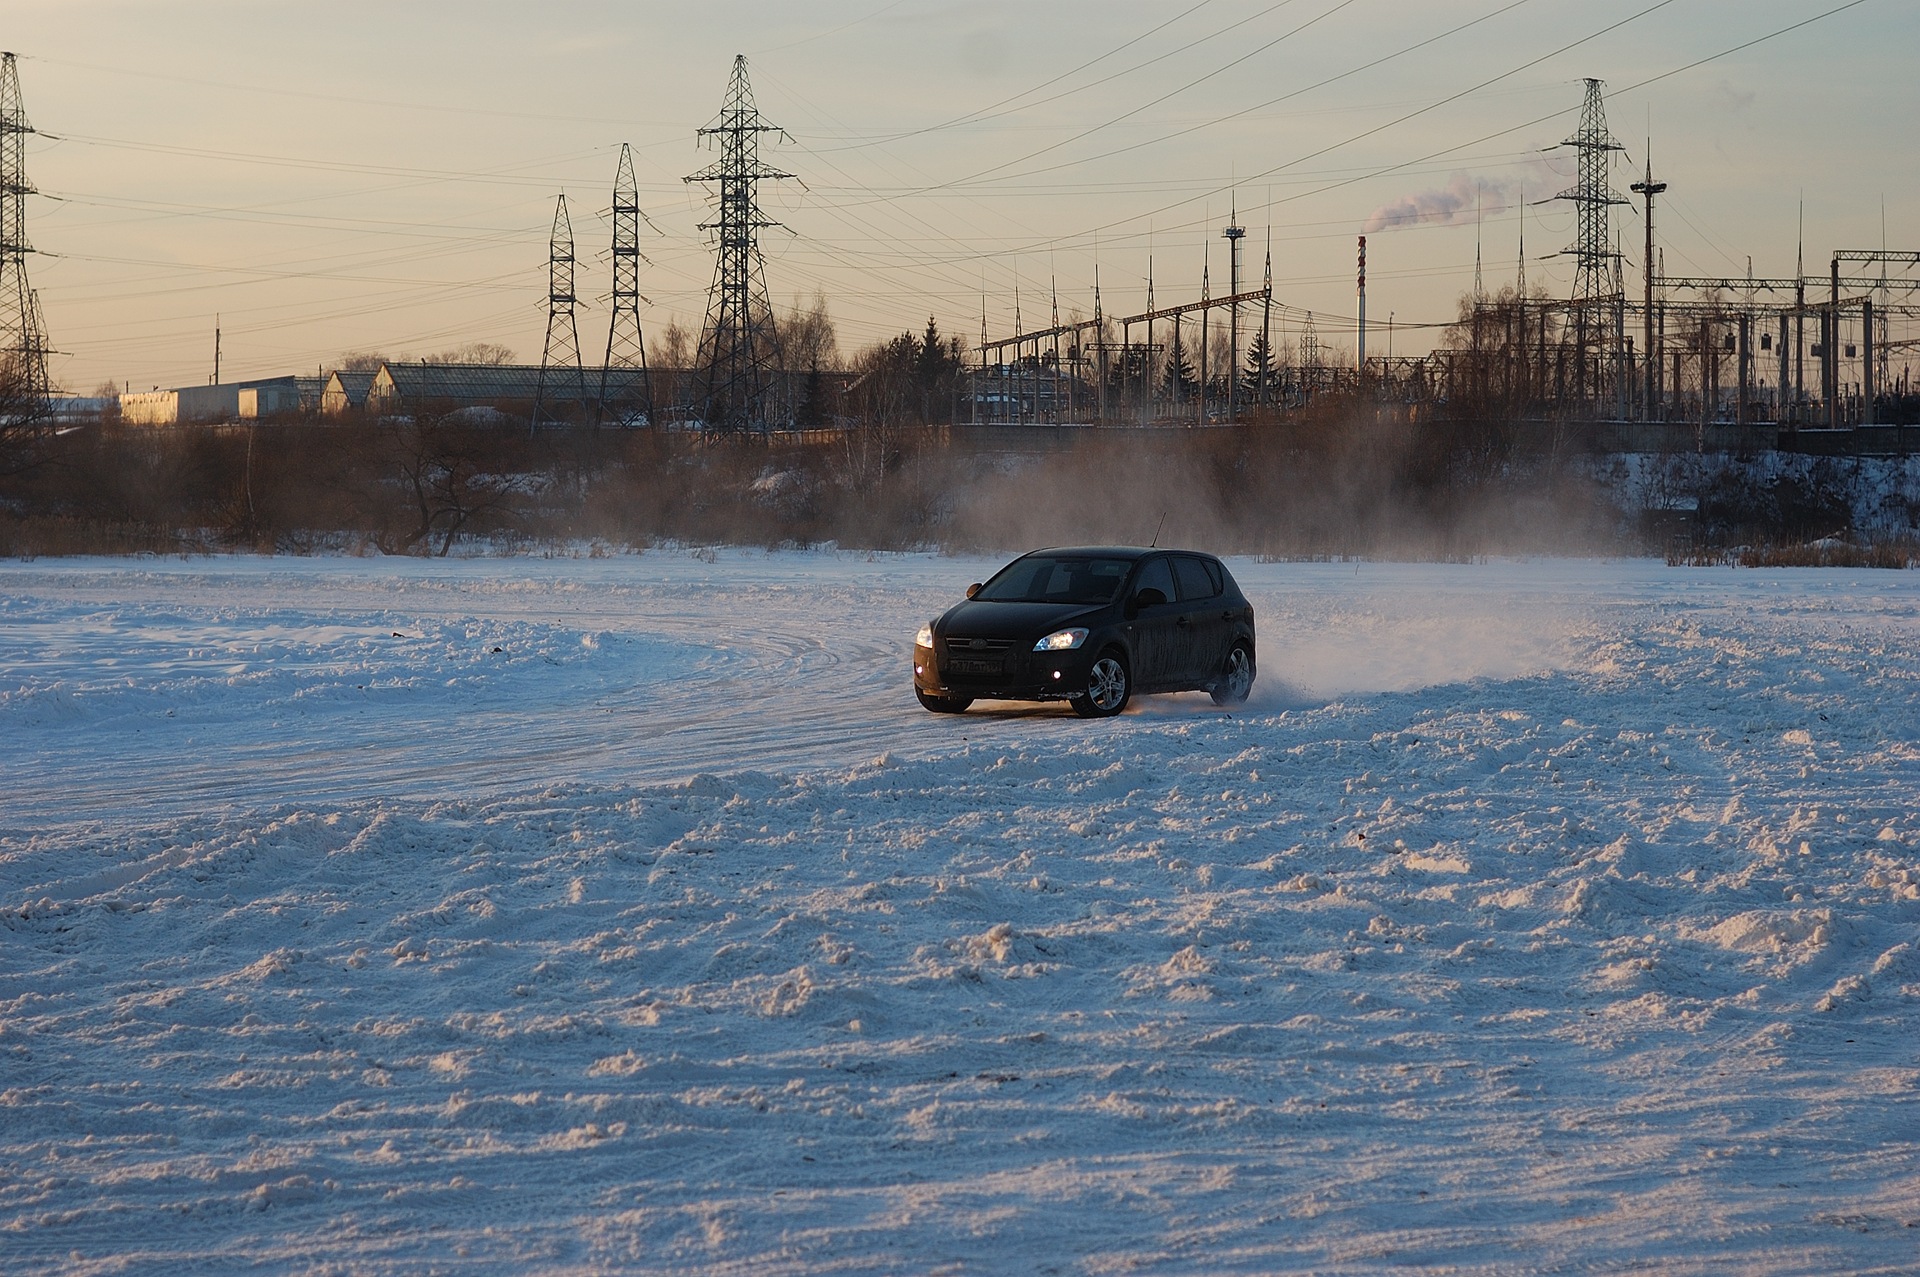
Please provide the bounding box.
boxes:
[1033,627,1089,652]
[914,624,934,649]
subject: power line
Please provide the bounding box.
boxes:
[934,0,1541,191]
[880,0,1366,199]
[27,54,685,131]
[807,0,1234,150]
[749,0,912,56]
[1013,0,1684,257]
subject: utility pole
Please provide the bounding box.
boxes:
[1224,205,1244,422]
[1259,229,1272,410]
[1473,183,1484,303]
[1143,256,1154,425]
[213,314,222,386]
[532,195,585,431]
[1863,296,1875,425]
[1050,274,1061,423]
[1828,254,1840,429]
[1778,311,1790,423]
[1013,275,1022,423]
[1301,310,1319,397]
[1793,205,1805,427]
[598,143,653,428]
[1093,264,1107,424]
[1516,196,1526,293]
[1743,255,1755,425]
[1198,247,1209,425]
[1612,231,1628,420]
[0,51,49,408]
[976,288,986,425]
[685,55,792,433]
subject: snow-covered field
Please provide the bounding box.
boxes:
[3,550,1918,1274]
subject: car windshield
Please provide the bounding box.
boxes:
[975,555,1133,605]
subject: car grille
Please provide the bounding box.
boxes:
[941,636,1018,680]
[943,637,1016,656]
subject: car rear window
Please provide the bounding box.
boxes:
[1173,556,1219,601]
[975,555,1133,604]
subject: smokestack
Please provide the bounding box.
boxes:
[1356,236,1367,372]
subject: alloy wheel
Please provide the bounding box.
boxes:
[1087,656,1129,712]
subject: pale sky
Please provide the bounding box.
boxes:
[9,0,1915,392]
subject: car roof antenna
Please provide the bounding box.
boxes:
[1149,512,1166,548]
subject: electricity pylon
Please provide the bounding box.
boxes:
[532,194,585,429]
[685,55,791,433]
[597,143,653,428]
[1553,78,1626,402]
[1,51,49,406]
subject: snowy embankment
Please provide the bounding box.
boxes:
[2,553,1917,1274]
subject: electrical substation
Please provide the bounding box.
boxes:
[2,52,1916,455]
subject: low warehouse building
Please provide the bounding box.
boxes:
[117,376,303,424]
[320,370,377,415]
[365,363,645,418]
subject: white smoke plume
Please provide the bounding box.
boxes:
[1363,159,1574,235]
[1364,172,1512,234]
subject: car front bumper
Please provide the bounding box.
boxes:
[913,643,1092,701]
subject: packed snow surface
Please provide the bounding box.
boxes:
[3,551,1917,1273]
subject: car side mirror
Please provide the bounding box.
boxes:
[1127,586,1166,618]
[965,583,982,599]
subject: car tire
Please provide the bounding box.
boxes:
[1070,650,1131,718]
[916,689,972,714]
[1210,642,1255,706]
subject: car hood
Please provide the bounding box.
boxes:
[938,599,1107,640]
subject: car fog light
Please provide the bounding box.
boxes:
[1051,670,1062,679]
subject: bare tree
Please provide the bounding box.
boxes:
[423,342,516,366]
[656,321,693,369]
[336,350,392,373]
[783,291,840,372]
[653,320,693,418]
[376,414,521,556]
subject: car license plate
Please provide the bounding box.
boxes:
[948,657,1002,675]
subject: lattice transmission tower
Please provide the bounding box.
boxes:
[685,55,791,432]
[1553,78,1626,399]
[1,51,50,406]
[532,194,585,429]
[596,143,653,427]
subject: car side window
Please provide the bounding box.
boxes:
[1132,556,1176,605]
[1203,559,1224,595]
[1172,556,1217,602]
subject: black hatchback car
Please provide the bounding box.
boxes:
[913,547,1255,717]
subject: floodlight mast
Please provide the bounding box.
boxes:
[1630,153,1667,420]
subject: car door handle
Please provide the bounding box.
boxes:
[1175,616,1190,628]
[1221,610,1236,621]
